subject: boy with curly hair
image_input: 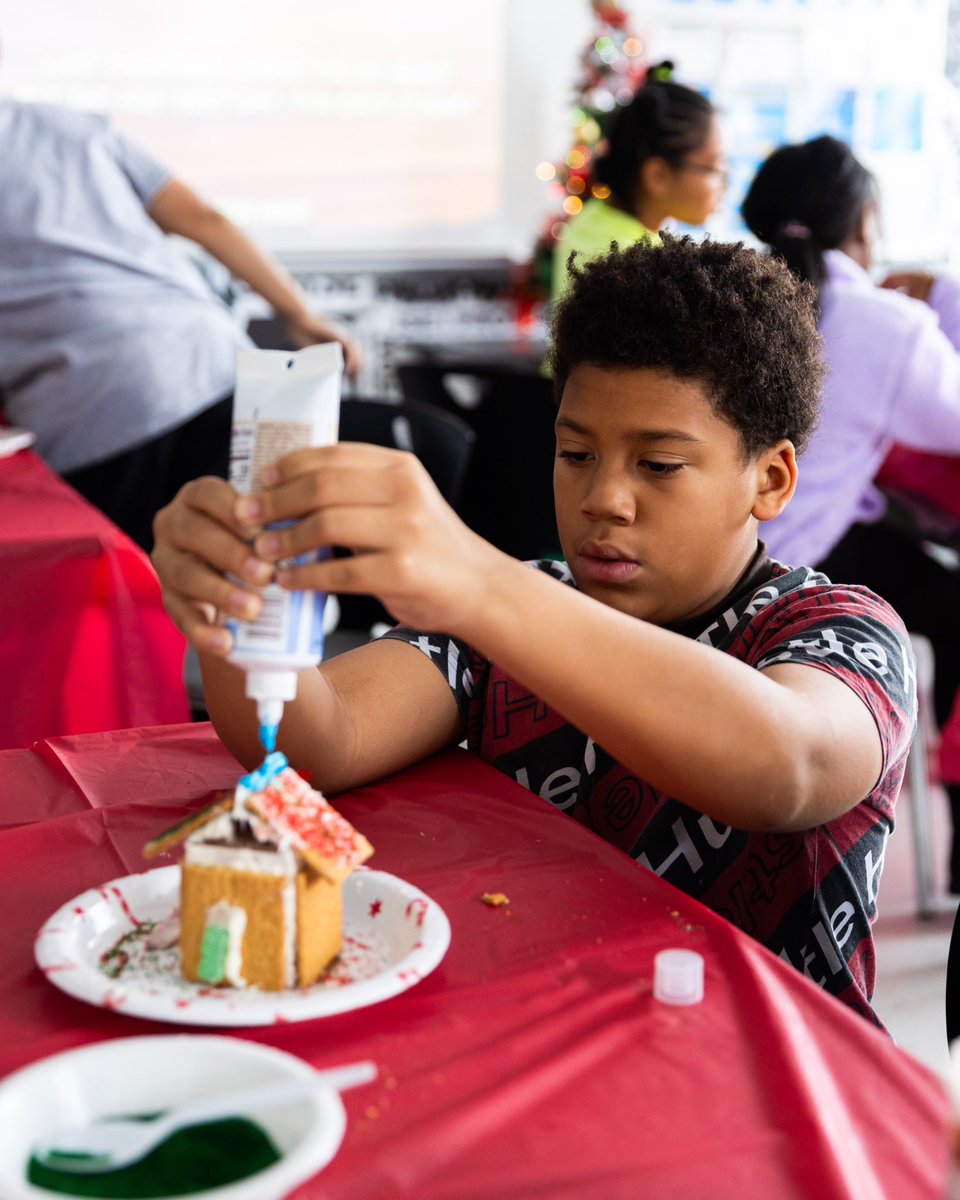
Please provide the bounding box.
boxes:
[152,236,915,1023]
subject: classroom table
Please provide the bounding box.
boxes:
[0,449,189,750]
[0,723,950,1199]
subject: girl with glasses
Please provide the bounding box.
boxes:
[551,62,727,303]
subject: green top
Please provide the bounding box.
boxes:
[551,198,659,304]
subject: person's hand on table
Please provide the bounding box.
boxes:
[151,476,274,656]
[878,270,937,304]
[244,442,500,637]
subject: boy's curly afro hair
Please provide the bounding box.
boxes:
[547,234,824,458]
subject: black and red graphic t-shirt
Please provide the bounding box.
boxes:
[385,557,916,1023]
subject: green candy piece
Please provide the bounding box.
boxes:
[197,924,230,985]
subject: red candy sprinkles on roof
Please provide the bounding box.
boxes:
[246,768,370,870]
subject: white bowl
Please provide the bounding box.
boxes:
[0,1034,347,1199]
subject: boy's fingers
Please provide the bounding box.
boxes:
[241,461,411,531]
[159,592,233,655]
[276,549,389,596]
[155,544,264,623]
[283,441,403,472]
[253,504,401,561]
[264,441,407,485]
[156,490,274,586]
[171,476,245,528]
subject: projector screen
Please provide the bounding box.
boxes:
[2,0,956,267]
[0,0,590,258]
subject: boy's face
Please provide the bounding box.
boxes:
[554,364,767,626]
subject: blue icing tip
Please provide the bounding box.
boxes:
[259,723,278,752]
[239,750,289,793]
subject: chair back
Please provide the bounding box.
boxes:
[948,903,960,1045]
[339,397,475,507]
[396,363,560,560]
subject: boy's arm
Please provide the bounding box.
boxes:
[154,447,888,832]
[456,562,886,833]
[151,472,460,792]
[247,446,888,834]
[199,639,462,792]
[146,179,362,377]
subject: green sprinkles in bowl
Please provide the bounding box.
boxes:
[27,1116,280,1197]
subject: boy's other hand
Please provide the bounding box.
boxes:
[151,476,275,655]
[246,442,500,637]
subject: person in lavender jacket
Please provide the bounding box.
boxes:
[743,134,960,889]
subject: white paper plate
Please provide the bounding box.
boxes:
[35,867,450,1026]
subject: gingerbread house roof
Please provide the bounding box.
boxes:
[144,753,372,883]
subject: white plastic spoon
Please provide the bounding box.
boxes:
[33,1059,377,1175]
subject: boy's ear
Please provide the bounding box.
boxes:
[752,439,798,522]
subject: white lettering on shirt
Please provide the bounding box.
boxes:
[584,737,596,776]
[540,767,580,810]
[852,641,887,674]
[864,830,887,907]
[636,816,704,876]
[901,641,917,702]
[414,635,442,659]
[698,815,733,849]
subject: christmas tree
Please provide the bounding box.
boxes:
[517,0,649,310]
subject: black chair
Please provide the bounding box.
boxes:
[396,362,560,561]
[332,397,476,636]
[948,901,960,1045]
[338,396,475,506]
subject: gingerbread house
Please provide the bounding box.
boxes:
[144,753,373,991]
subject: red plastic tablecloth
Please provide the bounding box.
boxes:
[0,450,189,749]
[878,445,960,525]
[0,724,950,1199]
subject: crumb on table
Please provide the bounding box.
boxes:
[481,892,510,907]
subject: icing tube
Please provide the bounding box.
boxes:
[225,343,343,747]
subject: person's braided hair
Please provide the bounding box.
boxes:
[548,234,824,458]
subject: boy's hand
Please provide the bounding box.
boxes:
[151,476,275,655]
[243,442,500,637]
